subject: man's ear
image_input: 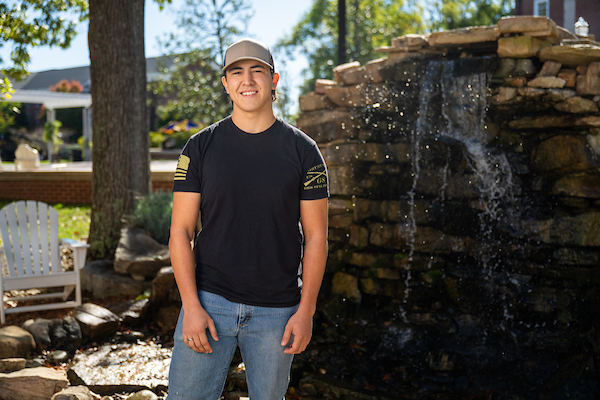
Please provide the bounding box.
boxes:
[272,72,280,89]
[222,76,229,94]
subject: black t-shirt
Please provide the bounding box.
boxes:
[172,116,329,307]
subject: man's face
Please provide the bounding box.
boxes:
[222,60,279,114]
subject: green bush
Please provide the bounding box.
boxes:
[149,131,165,148]
[170,128,199,147]
[128,191,173,245]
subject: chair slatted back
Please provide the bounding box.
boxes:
[0,201,61,278]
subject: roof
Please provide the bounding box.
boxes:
[10,55,176,93]
[6,90,92,109]
[3,56,177,109]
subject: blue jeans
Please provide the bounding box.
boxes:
[167,290,298,400]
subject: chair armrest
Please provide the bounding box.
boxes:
[60,238,90,249]
[60,238,90,270]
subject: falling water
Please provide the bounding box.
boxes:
[405,58,521,327]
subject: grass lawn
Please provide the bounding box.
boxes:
[0,201,90,246]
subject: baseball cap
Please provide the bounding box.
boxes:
[222,38,274,72]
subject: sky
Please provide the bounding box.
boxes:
[13,0,313,110]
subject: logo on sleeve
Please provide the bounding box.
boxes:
[174,155,191,181]
[303,163,327,190]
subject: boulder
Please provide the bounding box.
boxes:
[537,60,562,77]
[0,367,68,400]
[333,61,361,85]
[527,76,566,88]
[51,385,95,400]
[557,68,578,87]
[497,16,559,41]
[114,226,171,281]
[576,61,600,95]
[81,259,149,298]
[299,91,334,112]
[22,316,82,353]
[151,266,180,308]
[126,390,159,400]
[391,34,429,49]
[74,303,120,342]
[497,36,552,58]
[0,325,36,359]
[0,358,26,373]
[554,96,599,113]
[80,260,150,299]
[428,26,499,47]
[331,272,362,303]
[314,78,337,94]
[296,109,358,142]
[538,43,600,67]
[531,135,600,172]
[22,318,53,349]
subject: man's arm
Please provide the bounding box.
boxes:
[170,191,218,353]
[282,198,328,354]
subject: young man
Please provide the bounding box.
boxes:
[167,38,329,400]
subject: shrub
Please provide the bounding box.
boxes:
[128,191,173,245]
[149,131,165,148]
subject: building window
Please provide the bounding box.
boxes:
[534,0,549,17]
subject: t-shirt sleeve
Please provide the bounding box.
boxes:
[172,135,202,193]
[300,143,329,200]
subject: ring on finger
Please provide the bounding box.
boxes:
[187,338,194,341]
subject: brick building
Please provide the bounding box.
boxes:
[514,0,600,39]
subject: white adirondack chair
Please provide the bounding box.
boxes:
[0,201,89,324]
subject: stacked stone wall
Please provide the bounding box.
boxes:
[295,16,600,397]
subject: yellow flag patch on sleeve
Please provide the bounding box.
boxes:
[174,155,191,181]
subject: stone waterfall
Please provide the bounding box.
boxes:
[295,16,600,399]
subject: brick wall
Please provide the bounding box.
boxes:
[0,171,174,204]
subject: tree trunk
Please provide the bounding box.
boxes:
[87,0,150,260]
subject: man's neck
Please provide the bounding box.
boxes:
[231,108,277,134]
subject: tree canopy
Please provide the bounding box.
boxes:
[276,0,513,95]
[276,0,424,95]
[151,0,253,128]
[0,0,88,95]
[427,0,513,31]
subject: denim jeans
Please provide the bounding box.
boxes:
[167,290,298,400]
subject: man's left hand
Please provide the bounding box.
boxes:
[281,311,313,354]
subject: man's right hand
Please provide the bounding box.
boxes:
[182,305,219,353]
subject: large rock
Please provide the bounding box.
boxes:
[0,358,26,373]
[51,385,95,400]
[497,36,552,58]
[552,173,600,198]
[0,367,68,400]
[333,61,361,85]
[525,211,600,247]
[554,96,599,113]
[576,61,600,95]
[81,259,149,298]
[538,43,600,67]
[74,303,120,342]
[497,16,559,41]
[22,317,82,353]
[296,109,358,143]
[298,91,334,112]
[0,326,35,359]
[114,226,171,281]
[428,25,499,47]
[531,135,600,172]
[331,272,362,303]
[151,266,180,307]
